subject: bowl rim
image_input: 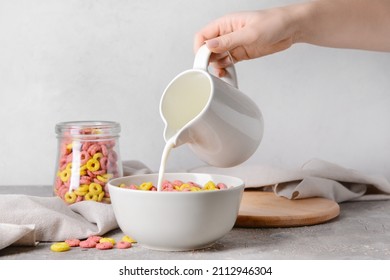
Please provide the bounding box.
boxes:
[107,172,245,195]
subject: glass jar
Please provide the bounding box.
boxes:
[53,121,122,204]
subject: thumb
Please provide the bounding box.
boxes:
[205,31,242,53]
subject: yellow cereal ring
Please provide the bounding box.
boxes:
[139,182,153,191]
[122,235,137,243]
[119,183,126,188]
[89,183,102,195]
[66,143,73,150]
[78,184,90,192]
[59,169,71,182]
[50,242,70,252]
[74,187,88,196]
[86,158,100,172]
[97,191,105,202]
[179,183,191,191]
[97,175,108,183]
[204,181,217,190]
[85,192,98,201]
[66,163,72,170]
[190,186,201,192]
[79,165,87,176]
[93,152,104,161]
[100,237,116,245]
[64,192,77,203]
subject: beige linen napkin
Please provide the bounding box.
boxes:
[0,195,118,250]
[0,160,151,251]
[190,158,390,202]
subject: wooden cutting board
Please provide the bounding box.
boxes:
[235,190,340,228]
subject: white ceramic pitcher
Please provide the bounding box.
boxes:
[160,45,264,167]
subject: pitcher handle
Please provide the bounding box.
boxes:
[193,44,238,88]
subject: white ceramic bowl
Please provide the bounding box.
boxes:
[108,173,244,251]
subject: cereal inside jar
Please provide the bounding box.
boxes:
[53,121,122,204]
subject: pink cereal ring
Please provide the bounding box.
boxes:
[108,151,118,162]
[79,240,97,248]
[79,176,91,185]
[100,157,108,170]
[80,151,91,164]
[87,144,101,155]
[82,142,92,151]
[96,242,114,250]
[65,239,80,247]
[217,183,228,190]
[92,169,106,175]
[172,180,184,186]
[87,235,102,243]
[116,241,132,249]
[87,170,96,178]
[101,144,108,156]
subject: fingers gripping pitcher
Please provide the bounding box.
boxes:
[160,45,264,167]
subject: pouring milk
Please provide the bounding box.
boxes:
[157,45,264,190]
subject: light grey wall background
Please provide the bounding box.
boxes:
[1,0,389,185]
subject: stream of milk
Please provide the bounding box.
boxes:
[156,137,175,191]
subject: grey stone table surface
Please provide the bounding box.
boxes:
[1,185,389,260]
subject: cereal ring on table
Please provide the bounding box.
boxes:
[84,192,98,201]
[93,152,103,161]
[50,242,70,252]
[116,241,132,249]
[89,183,102,195]
[79,240,97,248]
[122,235,137,243]
[99,237,116,245]
[87,235,102,243]
[64,192,77,204]
[96,242,113,250]
[86,158,100,172]
[65,239,80,247]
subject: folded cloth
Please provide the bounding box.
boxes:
[0,160,151,251]
[0,195,118,250]
[190,158,390,203]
